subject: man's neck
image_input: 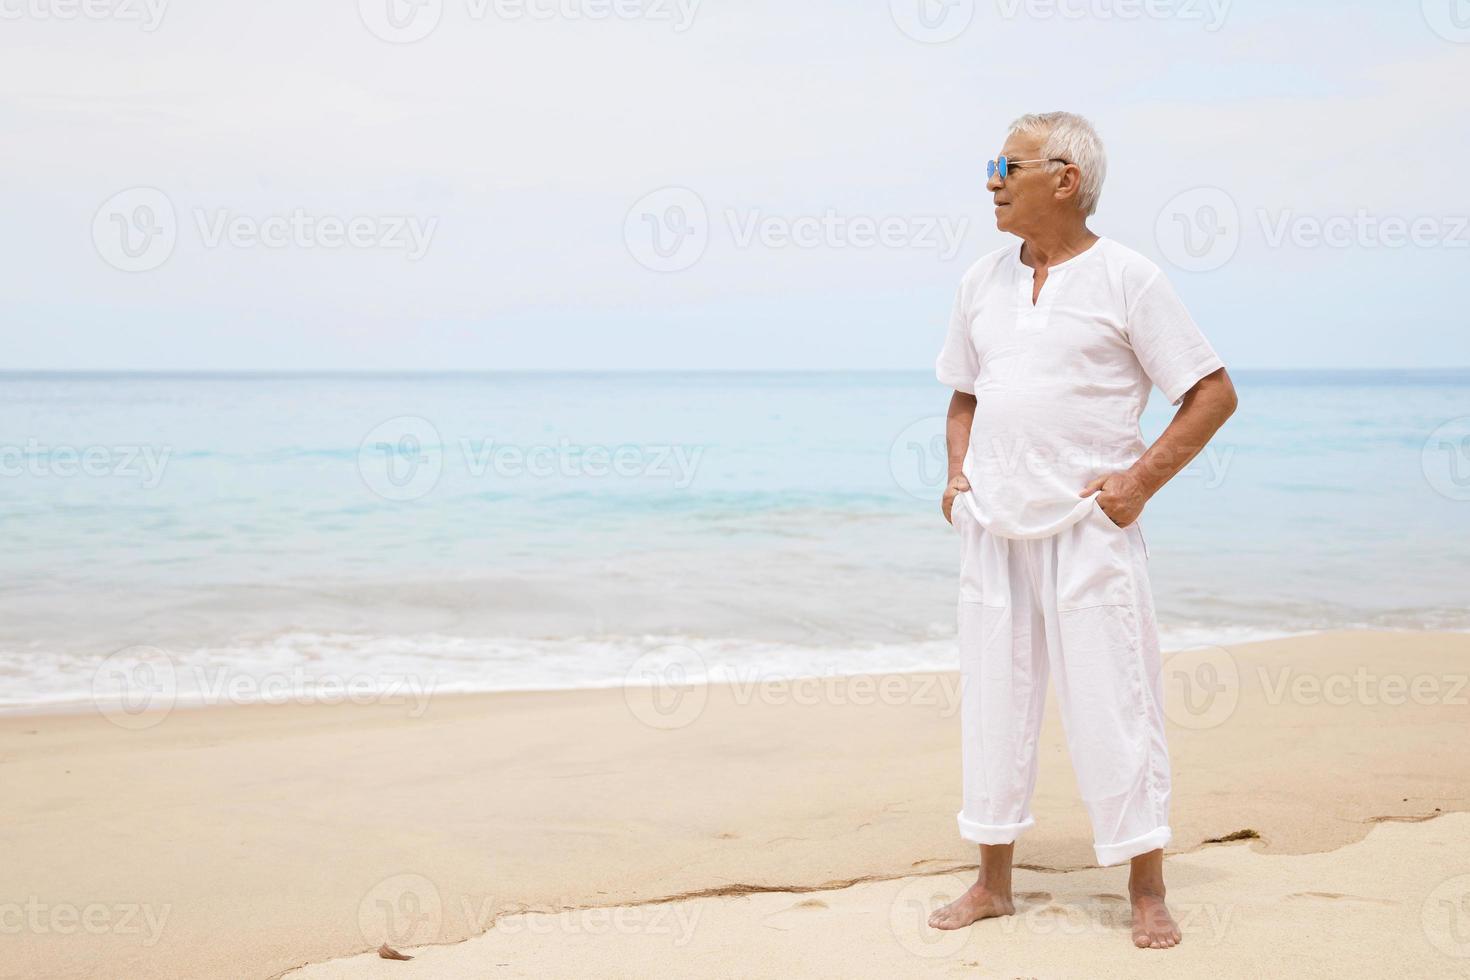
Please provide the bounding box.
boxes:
[1018,224,1098,270]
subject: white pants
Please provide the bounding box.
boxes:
[952,495,1172,866]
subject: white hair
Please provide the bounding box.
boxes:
[1007,111,1107,217]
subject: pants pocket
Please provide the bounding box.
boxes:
[958,512,1009,607]
[1056,499,1134,611]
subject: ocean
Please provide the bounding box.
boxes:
[2,369,1467,710]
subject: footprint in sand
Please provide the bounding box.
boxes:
[1088,892,1128,904]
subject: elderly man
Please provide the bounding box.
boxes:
[929,111,1237,949]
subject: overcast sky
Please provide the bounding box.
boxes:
[3,0,1467,370]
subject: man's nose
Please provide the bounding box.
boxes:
[986,172,1004,193]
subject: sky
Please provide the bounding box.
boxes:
[2,0,1467,371]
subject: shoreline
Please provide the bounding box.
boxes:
[0,624,1346,717]
[4,629,1467,978]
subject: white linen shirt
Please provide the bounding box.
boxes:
[936,237,1224,539]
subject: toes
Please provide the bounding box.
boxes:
[1134,928,1182,949]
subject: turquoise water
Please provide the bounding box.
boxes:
[1,370,1467,706]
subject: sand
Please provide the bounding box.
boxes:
[2,630,1467,979]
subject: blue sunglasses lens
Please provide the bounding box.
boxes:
[988,157,1008,181]
[998,156,1008,180]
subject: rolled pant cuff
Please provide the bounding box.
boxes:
[1093,825,1172,867]
[956,811,1035,845]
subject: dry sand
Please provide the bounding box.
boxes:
[2,630,1467,979]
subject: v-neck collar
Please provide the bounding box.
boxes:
[1012,236,1107,275]
[1013,236,1106,309]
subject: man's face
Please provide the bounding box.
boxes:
[987,132,1056,236]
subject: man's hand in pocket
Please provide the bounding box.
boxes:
[943,475,971,525]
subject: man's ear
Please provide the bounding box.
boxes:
[1053,165,1082,206]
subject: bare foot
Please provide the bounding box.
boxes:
[1130,891,1180,948]
[928,882,1016,930]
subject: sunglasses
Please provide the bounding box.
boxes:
[986,155,1070,182]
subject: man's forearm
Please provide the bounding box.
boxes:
[1126,368,1237,498]
[946,391,977,481]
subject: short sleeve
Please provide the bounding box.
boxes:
[935,280,980,394]
[1128,270,1225,405]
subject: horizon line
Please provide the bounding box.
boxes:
[2,367,1468,378]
